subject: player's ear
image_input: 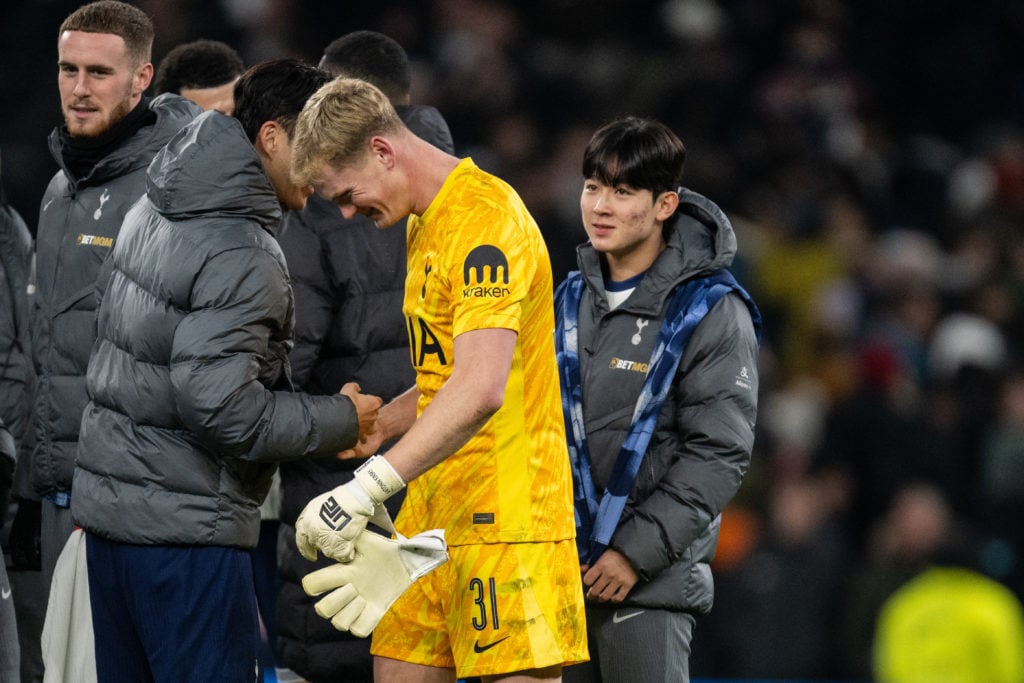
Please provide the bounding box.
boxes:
[655,190,679,222]
[369,136,395,168]
[133,62,153,96]
[255,120,281,156]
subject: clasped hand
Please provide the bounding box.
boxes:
[339,382,382,450]
[581,548,638,603]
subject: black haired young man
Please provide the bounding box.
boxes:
[154,38,245,114]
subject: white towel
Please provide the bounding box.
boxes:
[41,528,96,683]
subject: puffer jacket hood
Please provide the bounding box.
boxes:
[672,187,737,271]
[147,110,281,230]
[71,107,362,549]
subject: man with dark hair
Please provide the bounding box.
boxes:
[154,38,245,114]
[320,30,412,103]
[71,58,383,681]
[555,117,761,682]
[10,2,199,678]
[275,31,454,683]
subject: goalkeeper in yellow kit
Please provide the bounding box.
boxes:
[290,77,588,682]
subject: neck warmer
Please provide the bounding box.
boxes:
[59,96,154,181]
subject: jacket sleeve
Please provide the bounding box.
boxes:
[278,212,336,391]
[169,245,359,462]
[612,293,759,581]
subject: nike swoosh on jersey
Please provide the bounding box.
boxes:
[473,635,511,653]
[611,609,645,624]
[1,587,10,600]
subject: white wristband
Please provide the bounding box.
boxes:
[353,455,405,505]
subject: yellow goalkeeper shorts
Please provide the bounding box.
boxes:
[370,538,588,678]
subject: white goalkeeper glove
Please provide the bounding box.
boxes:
[301,506,448,638]
[295,455,405,563]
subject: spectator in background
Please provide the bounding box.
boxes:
[70,58,381,681]
[0,146,32,683]
[705,476,851,680]
[554,117,761,683]
[153,38,244,114]
[841,482,961,679]
[275,30,454,683]
[10,3,200,679]
[815,341,961,553]
[872,497,1024,683]
[975,368,1024,598]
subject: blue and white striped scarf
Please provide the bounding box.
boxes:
[555,268,759,564]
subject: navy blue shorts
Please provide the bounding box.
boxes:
[85,533,259,682]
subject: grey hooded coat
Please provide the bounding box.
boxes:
[572,189,760,614]
[72,112,361,548]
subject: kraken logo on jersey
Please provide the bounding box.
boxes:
[463,245,510,299]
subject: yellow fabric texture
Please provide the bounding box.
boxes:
[371,539,588,677]
[397,158,574,546]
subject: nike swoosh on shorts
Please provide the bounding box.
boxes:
[473,635,511,653]
[611,609,645,624]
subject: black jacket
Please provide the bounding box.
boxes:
[72,111,362,549]
[0,196,32,467]
[0,193,32,515]
[27,94,200,499]
[572,189,760,614]
[274,104,453,682]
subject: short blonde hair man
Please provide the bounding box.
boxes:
[291,78,402,185]
[291,78,588,682]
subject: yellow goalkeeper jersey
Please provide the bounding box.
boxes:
[396,158,574,546]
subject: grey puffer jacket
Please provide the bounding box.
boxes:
[28,94,200,498]
[573,189,760,614]
[72,112,361,549]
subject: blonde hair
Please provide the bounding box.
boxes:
[291,77,402,186]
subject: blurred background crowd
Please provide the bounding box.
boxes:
[3,0,1024,680]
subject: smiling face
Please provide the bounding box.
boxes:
[314,147,405,228]
[57,30,151,138]
[580,178,676,279]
